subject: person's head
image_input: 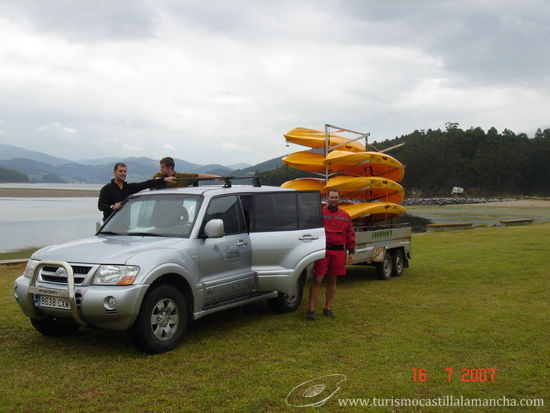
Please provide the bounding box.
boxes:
[113,162,127,182]
[327,190,340,208]
[160,157,175,176]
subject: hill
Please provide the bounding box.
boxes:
[0,166,29,183]
[374,125,550,196]
[0,144,74,166]
[0,145,251,183]
[232,156,284,176]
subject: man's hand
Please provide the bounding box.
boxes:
[113,202,123,211]
[348,253,354,265]
[164,176,176,184]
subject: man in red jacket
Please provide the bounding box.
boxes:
[307,189,355,320]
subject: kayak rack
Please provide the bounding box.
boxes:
[175,176,263,188]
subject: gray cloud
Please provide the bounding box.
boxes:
[0,0,548,165]
[0,0,157,41]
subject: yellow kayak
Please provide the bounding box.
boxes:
[283,150,405,182]
[282,151,325,173]
[339,202,406,221]
[284,127,365,152]
[281,178,325,192]
[324,150,405,182]
[325,176,405,203]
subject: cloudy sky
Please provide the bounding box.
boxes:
[0,0,549,166]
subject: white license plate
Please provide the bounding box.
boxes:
[36,295,70,310]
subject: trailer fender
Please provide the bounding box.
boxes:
[371,246,386,263]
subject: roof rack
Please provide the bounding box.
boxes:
[175,176,262,188]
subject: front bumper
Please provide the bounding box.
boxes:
[14,261,149,331]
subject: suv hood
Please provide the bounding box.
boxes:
[32,235,184,264]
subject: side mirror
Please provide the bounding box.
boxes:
[204,219,225,238]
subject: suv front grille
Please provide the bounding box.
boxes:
[40,265,92,285]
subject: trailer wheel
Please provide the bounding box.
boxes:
[375,252,393,280]
[391,249,405,277]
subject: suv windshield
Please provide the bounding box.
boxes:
[100,194,202,238]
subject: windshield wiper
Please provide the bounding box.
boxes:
[126,232,163,237]
[98,231,122,235]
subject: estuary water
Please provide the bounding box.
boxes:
[0,184,102,252]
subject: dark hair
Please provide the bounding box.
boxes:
[113,162,127,171]
[160,157,175,169]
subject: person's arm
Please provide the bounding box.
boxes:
[346,215,356,264]
[127,177,174,194]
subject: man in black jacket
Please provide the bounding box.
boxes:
[98,162,175,220]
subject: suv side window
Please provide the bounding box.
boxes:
[252,192,297,232]
[202,195,246,235]
[244,191,322,232]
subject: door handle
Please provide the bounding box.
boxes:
[299,234,319,241]
[236,240,248,247]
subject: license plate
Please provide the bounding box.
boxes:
[35,295,70,310]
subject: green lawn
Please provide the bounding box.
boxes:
[1,224,548,412]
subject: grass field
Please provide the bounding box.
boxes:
[1,224,549,412]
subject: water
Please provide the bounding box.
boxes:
[0,183,102,190]
[0,184,102,252]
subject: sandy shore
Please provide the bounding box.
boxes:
[461,200,550,208]
[0,188,99,198]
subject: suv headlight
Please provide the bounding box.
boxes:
[23,259,39,278]
[93,265,140,285]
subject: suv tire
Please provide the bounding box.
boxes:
[268,272,305,313]
[132,285,188,354]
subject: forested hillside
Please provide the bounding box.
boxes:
[378,125,550,196]
[0,167,29,183]
[258,125,550,196]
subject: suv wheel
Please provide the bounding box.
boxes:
[30,317,80,336]
[132,285,187,353]
[268,272,305,313]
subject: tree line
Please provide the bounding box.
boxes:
[258,125,550,197]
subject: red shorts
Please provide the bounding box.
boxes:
[313,249,347,277]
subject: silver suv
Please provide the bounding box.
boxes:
[14,184,325,353]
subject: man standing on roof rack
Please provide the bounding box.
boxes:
[306,189,355,321]
[154,157,219,187]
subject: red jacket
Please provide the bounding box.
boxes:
[322,205,355,253]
